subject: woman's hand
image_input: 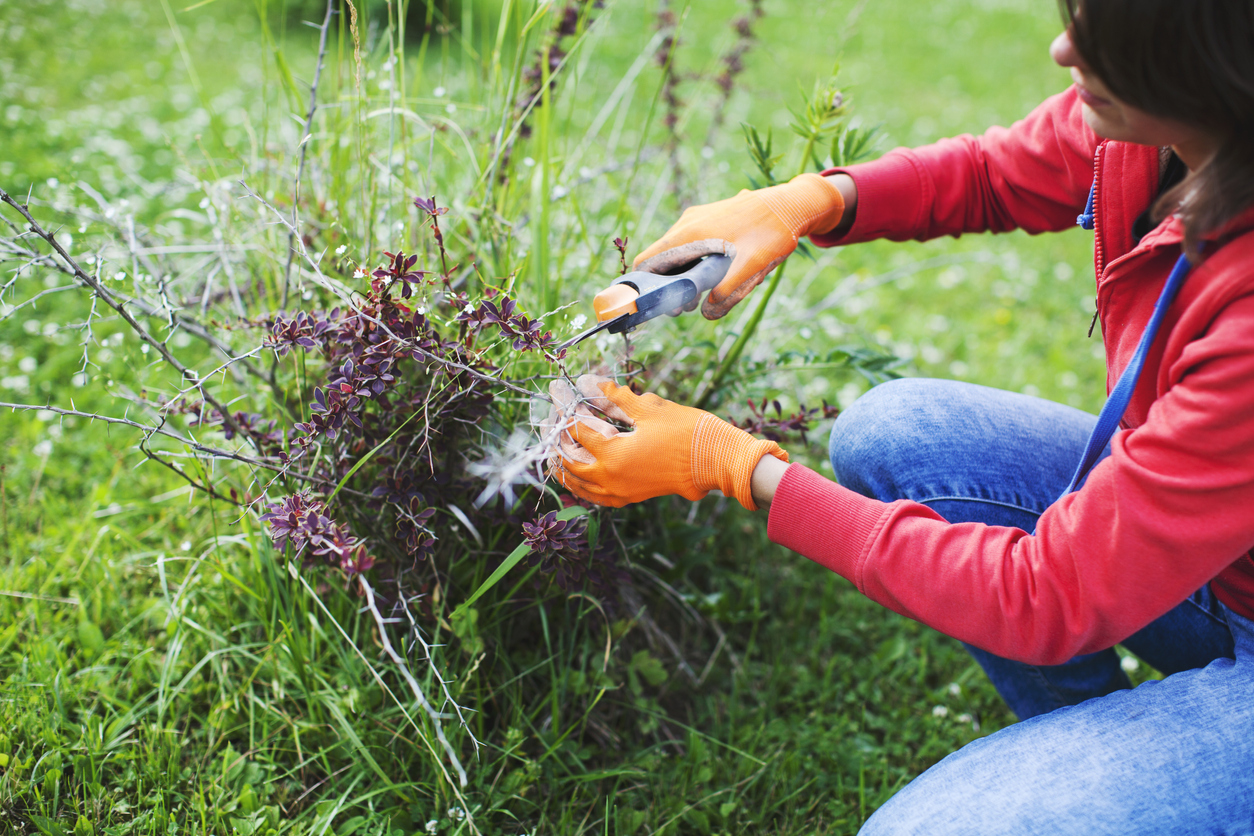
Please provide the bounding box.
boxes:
[632,173,850,319]
[544,375,788,509]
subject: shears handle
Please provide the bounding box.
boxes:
[597,254,732,333]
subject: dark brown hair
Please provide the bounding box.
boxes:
[1060,0,1254,253]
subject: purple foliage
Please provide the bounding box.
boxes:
[245,196,606,595]
[261,491,376,575]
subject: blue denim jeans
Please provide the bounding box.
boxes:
[830,378,1254,834]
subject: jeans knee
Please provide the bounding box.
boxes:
[829,378,922,495]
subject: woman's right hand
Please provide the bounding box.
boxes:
[632,172,852,319]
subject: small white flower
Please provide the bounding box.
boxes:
[433,86,446,98]
[416,305,427,315]
[570,314,587,331]
[335,244,348,255]
[180,540,192,551]
[931,705,949,718]
[947,682,961,697]
[523,156,536,168]
[141,343,150,355]
[46,177,59,189]
[449,807,465,821]
[353,268,367,279]
[114,271,127,282]
[33,440,53,457]
[464,302,475,314]
[199,197,211,209]
[425,821,439,834]
[956,713,973,724]
[1120,655,1140,673]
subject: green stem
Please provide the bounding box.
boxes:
[695,142,817,409]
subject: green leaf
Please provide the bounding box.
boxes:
[629,650,667,687]
[77,619,105,657]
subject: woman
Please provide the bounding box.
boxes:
[551,0,1254,832]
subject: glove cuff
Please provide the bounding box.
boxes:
[691,414,789,511]
[754,172,845,239]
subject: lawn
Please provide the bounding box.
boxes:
[0,0,1145,834]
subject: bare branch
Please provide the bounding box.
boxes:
[282,0,337,310]
[0,188,252,444]
[358,575,475,789]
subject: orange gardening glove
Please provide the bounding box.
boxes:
[545,375,788,510]
[633,172,844,319]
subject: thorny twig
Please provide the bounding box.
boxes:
[281,0,337,310]
[0,187,252,444]
[395,584,479,751]
[357,575,475,788]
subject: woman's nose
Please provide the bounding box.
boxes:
[1050,28,1081,69]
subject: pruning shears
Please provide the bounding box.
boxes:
[557,254,732,350]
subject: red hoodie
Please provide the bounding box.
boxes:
[768,86,1254,665]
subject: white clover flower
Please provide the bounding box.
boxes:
[931,705,949,718]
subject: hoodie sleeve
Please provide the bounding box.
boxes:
[811,86,1100,248]
[767,296,1254,665]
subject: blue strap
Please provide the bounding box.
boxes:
[1059,251,1192,498]
[1076,182,1097,230]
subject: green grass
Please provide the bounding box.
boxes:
[0,0,1157,834]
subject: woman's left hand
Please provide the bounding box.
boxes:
[543,374,787,509]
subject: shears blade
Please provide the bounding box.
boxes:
[556,314,628,350]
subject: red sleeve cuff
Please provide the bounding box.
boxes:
[808,152,929,248]
[766,463,892,587]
